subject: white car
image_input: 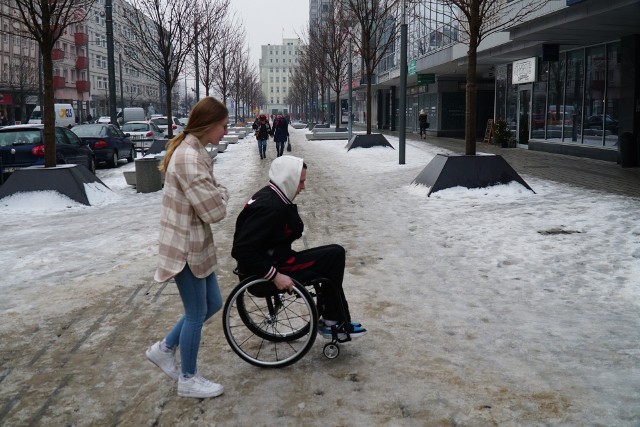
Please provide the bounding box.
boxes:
[121,121,165,152]
[151,116,184,137]
[96,116,112,124]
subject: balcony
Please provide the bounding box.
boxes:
[53,76,66,89]
[74,32,88,45]
[76,80,90,93]
[52,48,65,61]
[76,56,89,70]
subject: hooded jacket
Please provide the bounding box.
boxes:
[232,156,304,280]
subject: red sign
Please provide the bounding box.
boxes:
[0,94,12,105]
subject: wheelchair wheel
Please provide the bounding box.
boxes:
[223,277,318,368]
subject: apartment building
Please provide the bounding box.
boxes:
[0,0,160,125]
[259,38,302,116]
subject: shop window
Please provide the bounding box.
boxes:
[604,42,621,148]
[531,62,548,139]
[563,49,584,143]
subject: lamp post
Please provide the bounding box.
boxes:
[105,0,118,126]
[348,27,353,141]
[398,0,407,165]
[119,52,124,116]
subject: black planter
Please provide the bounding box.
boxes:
[412,154,535,196]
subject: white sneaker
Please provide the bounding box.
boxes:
[178,374,224,398]
[145,341,179,381]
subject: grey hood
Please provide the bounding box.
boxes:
[268,155,304,201]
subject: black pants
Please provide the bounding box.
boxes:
[277,244,351,322]
[275,141,285,157]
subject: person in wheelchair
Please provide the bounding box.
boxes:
[231,155,367,340]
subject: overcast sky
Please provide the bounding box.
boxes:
[229,0,309,69]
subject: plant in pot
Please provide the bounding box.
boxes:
[493,119,511,148]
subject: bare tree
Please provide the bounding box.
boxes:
[229,47,252,123]
[192,0,230,97]
[122,0,196,137]
[344,0,403,134]
[212,18,244,104]
[309,1,350,129]
[290,41,324,123]
[436,0,546,155]
[7,53,39,124]
[3,0,94,167]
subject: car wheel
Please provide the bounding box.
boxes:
[127,147,135,162]
[108,151,119,168]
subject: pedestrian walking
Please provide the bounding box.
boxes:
[145,96,229,399]
[419,109,429,139]
[253,114,272,160]
[272,113,289,157]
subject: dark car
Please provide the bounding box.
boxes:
[71,124,135,168]
[586,114,618,134]
[0,124,95,181]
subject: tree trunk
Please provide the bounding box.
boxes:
[41,45,56,168]
[366,79,372,135]
[335,90,341,130]
[465,21,479,155]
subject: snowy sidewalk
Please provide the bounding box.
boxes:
[0,129,638,425]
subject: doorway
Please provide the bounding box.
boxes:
[518,85,532,145]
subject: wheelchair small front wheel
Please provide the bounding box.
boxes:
[323,342,340,359]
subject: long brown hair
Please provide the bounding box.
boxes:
[159,97,228,172]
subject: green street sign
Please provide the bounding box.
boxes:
[417,73,436,85]
[321,103,328,108]
[408,60,416,76]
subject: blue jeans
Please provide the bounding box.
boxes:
[164,264,222,376]
[257,139,267,158]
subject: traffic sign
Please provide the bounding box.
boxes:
[408,60,416,76]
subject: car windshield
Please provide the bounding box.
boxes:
[152,118,168,126]
[123,123,148,132]
[72,125,107,137]
[0,129,42,147]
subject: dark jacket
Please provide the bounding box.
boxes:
[231,182,304,280]
[253,120,272,140]
[272,117,289,143]
[419,113,429,127]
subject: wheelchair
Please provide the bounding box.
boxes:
[222,274,353,368]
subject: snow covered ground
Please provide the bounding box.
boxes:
[0,128,638,425]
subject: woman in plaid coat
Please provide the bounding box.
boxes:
[145,97,229,399]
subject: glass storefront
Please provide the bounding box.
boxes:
[495,41,621,148]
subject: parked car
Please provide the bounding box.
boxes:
[121,121,165,152]
[71,124,135,168]
[151,116,184,137]
[96,116,112,124]
[0,124,96,180]
[586,114,618,134]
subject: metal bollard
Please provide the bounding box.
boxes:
[135,157,162,193]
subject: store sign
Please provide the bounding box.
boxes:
[512,57,537,84]
[417,74,435,85]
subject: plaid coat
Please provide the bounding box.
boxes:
[154,134,228,282]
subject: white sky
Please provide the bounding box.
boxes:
[1,129,639,423]
[229,0,309,68]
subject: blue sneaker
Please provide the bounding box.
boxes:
[319,321,367,340]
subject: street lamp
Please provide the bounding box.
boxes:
[398,0,407,165]
[105,0,117,126]
[348,27,353,141]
